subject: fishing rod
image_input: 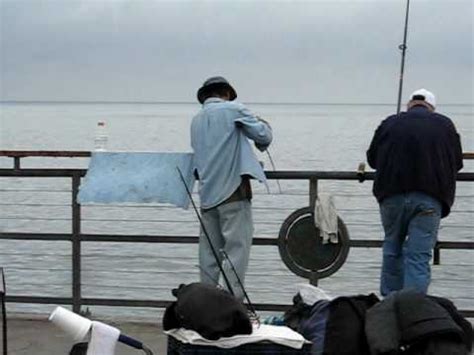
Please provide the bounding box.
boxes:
[176,167,235,296]
[266,148,283,194]
[220,249,259,322]
[396,0,411,114]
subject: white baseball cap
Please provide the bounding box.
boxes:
[409,88,436,109]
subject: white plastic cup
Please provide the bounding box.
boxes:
[48,306,92,342]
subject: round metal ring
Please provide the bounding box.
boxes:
[278,206,350,279]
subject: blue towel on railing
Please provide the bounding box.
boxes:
[78,152,195,209]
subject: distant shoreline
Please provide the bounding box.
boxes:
[1,100,473,107]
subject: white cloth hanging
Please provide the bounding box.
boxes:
[314,193,339,244]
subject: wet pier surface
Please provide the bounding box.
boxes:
[7,317,168,355]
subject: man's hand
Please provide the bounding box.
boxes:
[254,116,271,151]
[255,142,269,152]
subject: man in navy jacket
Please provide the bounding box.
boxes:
[367,89,463,296]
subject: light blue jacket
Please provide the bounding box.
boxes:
[191,97,273,209]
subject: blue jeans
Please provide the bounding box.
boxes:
[379,192,442,296]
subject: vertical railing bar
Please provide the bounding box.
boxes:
[309,178,318,211]
[309,178,319,286]
[13,157,21,170]
[72,173,82,313]
[434,243,441,265]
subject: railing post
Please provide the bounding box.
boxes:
[72,174,82,313]
[310,271,319,286]
[309,178,318,287]
[13,157,21,170]
[309,178,318,211]
[434,243,441,265]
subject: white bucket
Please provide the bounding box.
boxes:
[48,306,92,342]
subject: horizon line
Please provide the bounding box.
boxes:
[0,99,473,107]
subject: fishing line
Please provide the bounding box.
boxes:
[253,115,281,194]
[396,0,411,114]
[176,167,235,296]
[266,149,283,194]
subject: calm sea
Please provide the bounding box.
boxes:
[0,102,473,320]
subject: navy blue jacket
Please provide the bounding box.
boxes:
[367,106,463,217]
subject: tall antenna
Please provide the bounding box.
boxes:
[396,0,411,114]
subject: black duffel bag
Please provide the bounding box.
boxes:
[163,283,252,340]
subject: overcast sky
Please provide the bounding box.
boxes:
[0,0,472,104]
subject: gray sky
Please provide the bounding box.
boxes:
[0,0,472,104]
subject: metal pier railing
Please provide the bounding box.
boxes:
[0,151,473,318]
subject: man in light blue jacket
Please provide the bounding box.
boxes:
[191,76,272,299]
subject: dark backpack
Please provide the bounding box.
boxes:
[163,283,252,340]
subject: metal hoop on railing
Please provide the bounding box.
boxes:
[278,207,350,281]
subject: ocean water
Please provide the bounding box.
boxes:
[0,102,473,320]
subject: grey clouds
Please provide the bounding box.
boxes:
[0,0,472,104]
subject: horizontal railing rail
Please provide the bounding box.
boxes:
[0,151,473,318]
[2,168,474,181]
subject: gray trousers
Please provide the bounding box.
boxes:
[199,200,253,300]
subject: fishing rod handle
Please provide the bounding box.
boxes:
[119,333,144,349]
